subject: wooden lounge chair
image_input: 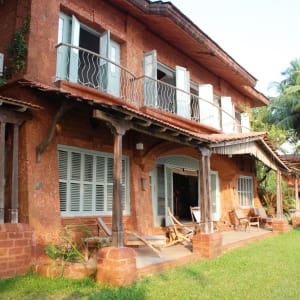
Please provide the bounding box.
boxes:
[233,207,260,231]
[166,207,194,246]
[253,207,273,228]
[190,206,201,233]
[96,217,166,256]
[190,206,219,232]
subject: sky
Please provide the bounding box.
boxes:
[162,0,300,97]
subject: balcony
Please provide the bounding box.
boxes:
[55,43,137,107]
[55,43,249,133]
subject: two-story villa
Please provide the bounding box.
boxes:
[0,0,291,281]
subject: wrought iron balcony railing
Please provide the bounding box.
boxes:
[55,43,249,133]
[135,76,248,133]
[55,43,137,106]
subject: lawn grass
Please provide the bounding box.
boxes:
[1,228,300,300]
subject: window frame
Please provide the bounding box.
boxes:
[57,145,130,217]
[210,171,220,221]
[237,176,254,208]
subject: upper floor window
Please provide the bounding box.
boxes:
[56,13,121,97]
[143,50,238,132]
[58,145,130,216]
[237,176,254,208]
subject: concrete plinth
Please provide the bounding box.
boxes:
[192,232,223,259]
[272,218,291,233]
[96,247,137,287]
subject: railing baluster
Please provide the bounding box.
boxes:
[55,43,248,133]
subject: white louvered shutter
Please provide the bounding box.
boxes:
[106,157,114,212]
[176,66,190,119]
[95,156,105,212]
[70,152,81,211]
[199,84,219,128]
[241,112,250,132]
[221,96,234,133]
[83,154,93,211]
[58,150,68,212]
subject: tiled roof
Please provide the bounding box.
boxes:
[18,79,213,143]
[0,95,42,110]
[16,79,290,172]
[197,131,266,143]
[281,154,300,162]
[280,154,300,174]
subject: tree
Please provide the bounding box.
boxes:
[269,58,300,142]
[252,58,300,217]
[252,105,294,153]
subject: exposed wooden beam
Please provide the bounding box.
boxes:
[155,126,167,133]
[93,109,132,132]
[124,115,134,121]
[171,132,180,137]
[0,107,31,124]
[138,120,152,127]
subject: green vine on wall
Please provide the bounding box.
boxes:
[7,17,30,74]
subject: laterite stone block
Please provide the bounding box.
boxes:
[272,218,291,233]
[292,216,300,228]
[96,247,137,287]
[192,232,223,259]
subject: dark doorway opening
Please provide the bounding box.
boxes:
[173,173,198,221]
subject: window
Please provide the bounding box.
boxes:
[237,176,254,208]
[211,171,220,221]
[143,50,190,118]
[56,13,120,97]
[58,145,130,216]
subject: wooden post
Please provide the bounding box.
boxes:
[0,122,5,223]
[111,125,126,248]
[92,109,131,248]
[295,174,299,212]
[198,146,213,233]
[0,108,30,224]
[276,170,283,219]
[10,124,19,223]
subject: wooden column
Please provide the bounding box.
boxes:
[111,125,126,248]
[295,174,299,212]
[10,124,19,223]
[276,170,283,219]
[92,109,131,248]
[0,108,30,224]
[198,146,213,234]
[0,122,5,223]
